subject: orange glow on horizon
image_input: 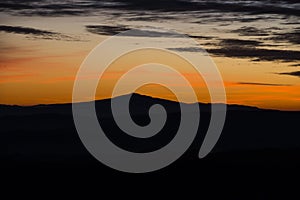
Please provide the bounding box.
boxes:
[0,31,299,111]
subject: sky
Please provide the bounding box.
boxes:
[0,0,299,110]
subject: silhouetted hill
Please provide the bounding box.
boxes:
[0,93,300,177]
[1,93,300,196]
[0,93,262,117]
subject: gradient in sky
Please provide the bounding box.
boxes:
[0,0,299,110]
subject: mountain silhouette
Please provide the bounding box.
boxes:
[0,93,300,173]
[1,92,300,196]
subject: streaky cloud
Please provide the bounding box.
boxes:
[167,47,208,53]
[86,25,130,36]
[237,82,292,86]
[0,25,57,35]
[232,26,270,36]
[268,28,300,45]
[1,0,299,17]
[0,25,81,41]
[208,37,300,62]
[85,25,182,37]
[278,71,300,78]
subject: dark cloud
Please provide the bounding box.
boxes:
[125,15,176,22]
[237,82,292,86]
[189,35,216,40]
[167,47,207,53]
[290,63,300,67]
[208,47,300,62]
[112,0,300,17]
[219,39,263,47]
[85,25,181,37]
[86,25,130,36]
[216,37,282,50]
[237,16,271,23]
[194,15,276,25]
[0,0,299,17]
[0,25,80,41]
[121,29,182,38]
[0,0,123,16]
[232,26,300,45]
[268,28,300,45]
[278,71,300,78]
[201,42,219,47]
[207,37,300,62]
[232,26,269,36]
[265,27,283,31]
[0,25,56,35]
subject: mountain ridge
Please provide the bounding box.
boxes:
[0,93,283,117]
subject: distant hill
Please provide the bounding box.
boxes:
[0,92,300,173]
[0,93,264,117]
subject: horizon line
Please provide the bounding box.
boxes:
[1,92,299,111]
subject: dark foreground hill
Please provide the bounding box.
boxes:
[1,93,300,196]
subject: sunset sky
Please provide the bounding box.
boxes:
[0,0,299,110]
